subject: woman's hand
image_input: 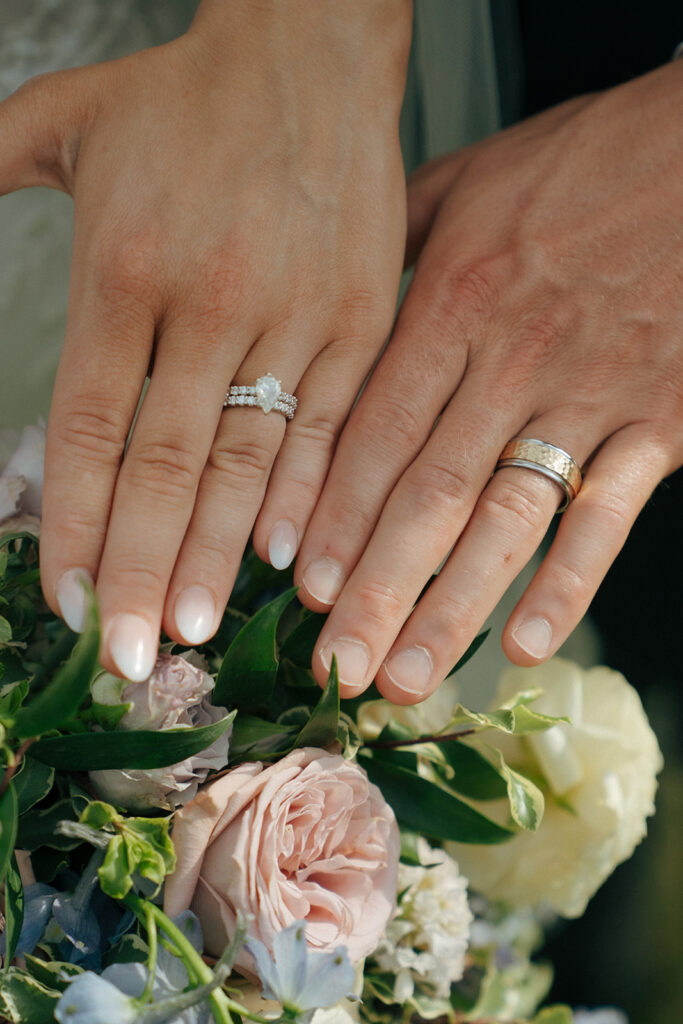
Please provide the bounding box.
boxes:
[288,61,683,702]
[0,0,412,680]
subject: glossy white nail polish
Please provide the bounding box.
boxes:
[174,585,216,645]
[107,613,157,682]
[383,645,433,696]
[55,567,94,633]
[321,637,370,688]
[302,556,344,605]
[268,519,298,570]
[512,616,553,659]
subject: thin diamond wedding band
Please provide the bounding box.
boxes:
[223,373,298,421]
[495,437,582,512]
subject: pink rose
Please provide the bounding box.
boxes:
[164,747,399,965]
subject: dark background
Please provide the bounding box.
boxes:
[512,4,683,1021]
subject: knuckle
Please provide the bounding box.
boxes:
[429,262,500,334]
[288,414,339,452]
[407,458,471,522]
[54,400,127,467]
[582,485,631,533]
[107,561,167,597]
[479,478,543,534]
[208,436,274,485]
[93,229,164,307]
[550,560,594,607]
[353,577,406,625]
[128,439,198,496]
[356,394,427,456]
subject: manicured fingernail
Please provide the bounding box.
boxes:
[268,519,298,570]
[512,616,553,659]
[107,613,157,682]
[321,637,370,688]
[383,645,433,695]
[302,556,345,605]
[174,585,216,645]
[55,567,94,633]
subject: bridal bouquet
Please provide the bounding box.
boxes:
[0,427,663,1024]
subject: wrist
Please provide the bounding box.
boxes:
[184,0,413,104]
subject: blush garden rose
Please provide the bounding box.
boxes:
[164,747,400,966]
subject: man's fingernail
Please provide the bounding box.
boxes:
[268,519,298,570]
[55,567,94,633]
[174,585,216,645]
[512,616,553,659]
[107,613,158,682]
[384,645,433,696]
[321,637,370,688]
[302,556,345,605]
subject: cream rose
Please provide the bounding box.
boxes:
[448,658,663,917]
[164,747,400,965]
[0,423,45,536]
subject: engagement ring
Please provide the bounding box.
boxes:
[223,373,298,420]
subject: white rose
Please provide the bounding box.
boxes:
[374,838,472,1001]
[89,652,230,813]
[0,423,45,536]
[448,658,663,917]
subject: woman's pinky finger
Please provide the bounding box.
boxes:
[502,426,673,666]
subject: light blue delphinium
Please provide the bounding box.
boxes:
[247,921,356,1023]
[0,883,56,961]
[55,911,211,1024]
[54,973,138,1024]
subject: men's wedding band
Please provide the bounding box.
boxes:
[494,437,582,512]
[223,373,298,421]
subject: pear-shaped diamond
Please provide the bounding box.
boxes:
[254,373,281,414]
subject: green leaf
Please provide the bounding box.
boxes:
[0,679,29,719]
[22,956,82,992]
[31,710,235,770]
[491,748,545,831]
[213,588,297,712]
[436,740,507,801]
[358,754,513,845]
[446,691,568,737]
[465,962,553,1021]
[399,829,423,866]
[13,757,54,815]
[0,782,18,886]
[16,798,80,852]
[450,629,490,673]
[3,854,24,967]
[230,715,297,759]
[532,1008,573,1024]
[0,967,61,1024]
[11,589,100,739]
[92,811,176,900]
[0,616,12,644]
[293,658,339,749]
[101,932,148,969]
[98,834,131,899]
[279,611,326,666]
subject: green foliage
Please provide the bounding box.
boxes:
[491,747,545,832]
[30,710,235,770]
[465,960,554,1021]
[436,739,508,801]
[358,753,513,845]
[0,966,65,1024]
[292,657,339,749]
[13,757,54,814]
[445,689,568,736]
[10,588,100,740]
[0,782,18,886]
[79,801,176,899]
[3,854,24,968]
[213,587,297,711]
